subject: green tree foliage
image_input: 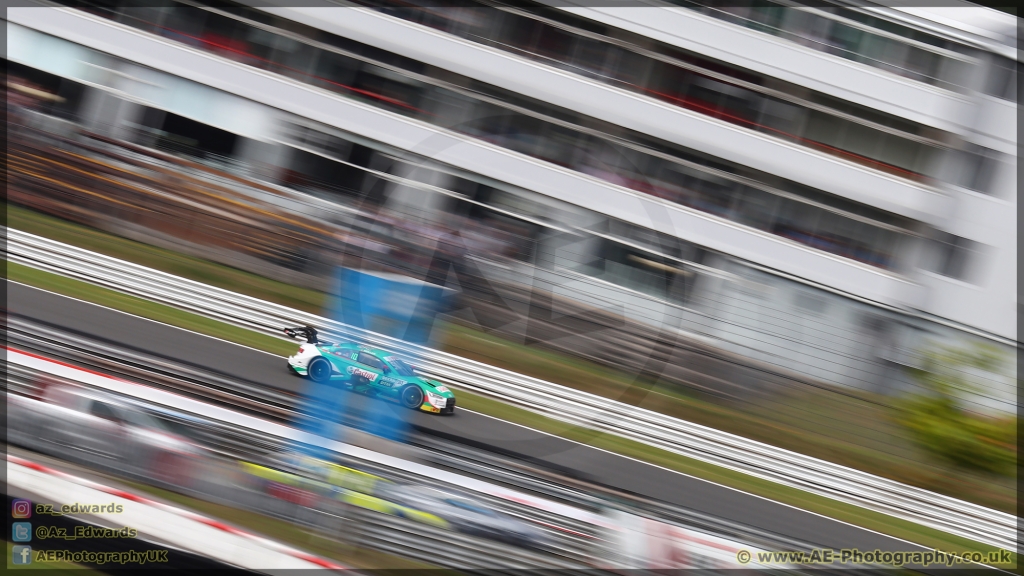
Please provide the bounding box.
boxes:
[900,342,1016,476]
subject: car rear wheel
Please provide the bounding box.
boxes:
[400,385,424,409]
[307,357,332,383]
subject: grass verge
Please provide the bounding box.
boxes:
[7,204,326,314]
[5,261,1016,566]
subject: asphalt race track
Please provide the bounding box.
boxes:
[8,280,937,556]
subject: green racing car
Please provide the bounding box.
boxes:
[283,326,456,414]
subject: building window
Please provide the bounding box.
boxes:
[955,144,1004,195]
[984,55,1018,102]
[922,232,978,281]
[581,237,693,303]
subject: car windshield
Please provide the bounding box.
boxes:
[385,357,418,377]
[123,408,172,433]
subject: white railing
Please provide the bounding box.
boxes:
[5,227,1017,551]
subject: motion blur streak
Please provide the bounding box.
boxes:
[5,237,1016,549]
[7,345,804,571]
[3,0,1018,570]
[3,282,1009,560]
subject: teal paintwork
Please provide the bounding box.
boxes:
[296,342,455,414]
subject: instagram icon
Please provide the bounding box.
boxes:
[12,499,32,518]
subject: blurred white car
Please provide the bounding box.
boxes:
[8,381,204,489]
[377,484,549,549]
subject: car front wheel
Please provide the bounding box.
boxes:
[400,385,424,409]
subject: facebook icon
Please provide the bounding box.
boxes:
[12,545,32,565]
[12,522,32,542]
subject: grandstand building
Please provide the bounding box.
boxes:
[6,0,1018,410]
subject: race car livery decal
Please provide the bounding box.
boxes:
[346,366,379,382]
[284,329,455,414]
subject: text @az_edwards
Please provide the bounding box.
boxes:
[736,548,1014,567]
[34,525,138,540]
[34,502,125,516]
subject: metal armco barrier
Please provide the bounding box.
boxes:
[5,367,591,571]
[5,227,1017,550]
[2,314,822,560]
[7,355,780,572]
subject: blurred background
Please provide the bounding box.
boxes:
[4,0,1019,571]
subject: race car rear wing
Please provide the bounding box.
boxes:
[283,326,343,347]
[283,326,319,344]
